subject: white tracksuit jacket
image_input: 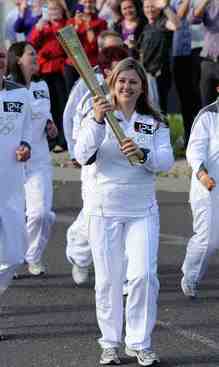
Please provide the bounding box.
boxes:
[24,80,55,265]
[75,110,174,215]
[65,73,160,268]
[63,68,104,159]
[0,80,31,293]
[64,73,105,267]
[63,70,160,160]
[182,99,219,284]
[75,110,174,350]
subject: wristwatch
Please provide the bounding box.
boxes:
[139,148,150,164]
[196,163,208,180]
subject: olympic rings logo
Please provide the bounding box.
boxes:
[0,121,15,135]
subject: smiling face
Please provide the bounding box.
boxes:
[114,68,143,109]
[143,0,161,24]
[81,0,96,14]
[48,1,64,21]
[18,44,37,79]
[120,0,137,21]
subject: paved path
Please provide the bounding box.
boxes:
[1,164,219,367]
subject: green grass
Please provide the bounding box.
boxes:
[167,114,185,158]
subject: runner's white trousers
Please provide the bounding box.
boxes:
[182,198,219,284]
[0,265,18,296]
[89,206,160,350]
[25,166,55,264]
[66,209,92,267]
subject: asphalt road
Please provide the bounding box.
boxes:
[1,186,219,367]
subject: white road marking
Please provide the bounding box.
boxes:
[157,320,219,351]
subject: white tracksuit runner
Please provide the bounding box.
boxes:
[64,72,160,269]
[24,80,55,265]
[0,81,32,295]
[64,73,104,268]
[182,99,219,285]
[75,110,174,350]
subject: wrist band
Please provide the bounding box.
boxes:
[20,140,31,152]
[196,163,208,180]
[93,117,105,125]
[197,171,208,180]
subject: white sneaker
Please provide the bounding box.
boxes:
[181,276,197,298]
[72,263,89,285]
[100,348,120,365]
[125,346,160,366]
[28,262,46,276]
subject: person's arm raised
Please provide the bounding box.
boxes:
[193,0,210,18]
[175,0,191,18]
[154,0,180,31]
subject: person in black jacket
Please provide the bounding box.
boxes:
[140,0,179,114]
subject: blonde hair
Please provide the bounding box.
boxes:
[108,57,163,121]
[47,0,70,18]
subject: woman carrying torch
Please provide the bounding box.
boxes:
[74,57,174,366]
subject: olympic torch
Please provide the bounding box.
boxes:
[57,25,140,165]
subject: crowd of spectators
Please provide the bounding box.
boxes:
[4,0,219,151]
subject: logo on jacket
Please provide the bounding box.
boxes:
[33,90,49,99]
[0,118,15,135]
[3,101,24,113]
[134,121,154,135]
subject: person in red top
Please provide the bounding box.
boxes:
[29,0,68,152]
[64,0,108,95]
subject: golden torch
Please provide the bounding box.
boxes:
[57,25,140,165]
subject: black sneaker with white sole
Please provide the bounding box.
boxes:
[100,348,121,365]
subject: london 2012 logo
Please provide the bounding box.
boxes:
[3,101,24,113]
[0,120,15,135]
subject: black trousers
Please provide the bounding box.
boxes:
[64,64,80,97]
[191,48,202,113]
[42,72,68,149]
[173,55,199,147]
[156,63,172,115]
[200,59,219,107]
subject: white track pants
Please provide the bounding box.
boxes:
[25,167,55,264]
[66,209,92,267]
[89,206,160,350]
[0,265,18,296]
[182,199,219,284]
